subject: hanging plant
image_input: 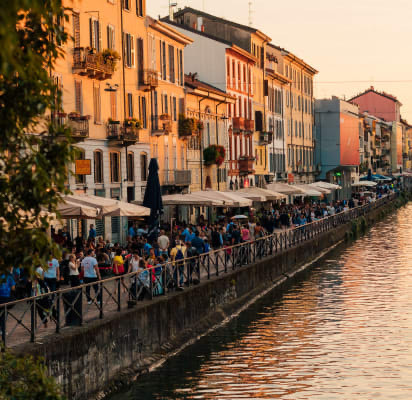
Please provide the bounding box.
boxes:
[101,48,121,70]
[203,144,226,166]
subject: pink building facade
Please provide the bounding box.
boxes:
[349,87,401,122]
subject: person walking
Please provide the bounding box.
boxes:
[158,230,170,259]
[81,249,101,305]
[44,257,60,292]
[68,254,80,287]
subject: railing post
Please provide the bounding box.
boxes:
[99,282,103,319]
[207,254,210,280]
[56,292,61,334]
[117,278,121,311]
[31,299,36,343]
[2,305,7,348]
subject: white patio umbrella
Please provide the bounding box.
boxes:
[57,199,100,219]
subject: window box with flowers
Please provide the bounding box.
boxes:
[124,117,142,129]
[178,114,197,137]
[203,145,226,166]
[160,113,171,121]
[101,49,121,71]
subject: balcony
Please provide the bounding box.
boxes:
[72,48,115,81]
[238,156,255,176]
[107,121,140,144]
[259,131,272,145]
[67,113,90,138]
[51,112,90,140]
[160,170,192,186]
[244,119,255,133]
[151,115,172,136]
[140,69,159,91]
[232,117,245,133]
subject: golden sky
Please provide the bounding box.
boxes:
[149,0,412,121]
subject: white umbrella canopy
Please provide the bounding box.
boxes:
[266,182,306,195]
[238,187,287,201]
[293,184,323,197]
[311,181,342,190]
[57,199,100,219]
[352,181,377,187]
[195,190,253,207]
[161,193,225,206]
[64,194,150,217]
[308,183,332,194]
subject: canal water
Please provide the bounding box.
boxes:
[110,204,412,400]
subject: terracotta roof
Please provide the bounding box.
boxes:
[184,74,235,99]
[349,86,402,105]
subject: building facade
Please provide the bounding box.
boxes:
[315,97,360,199]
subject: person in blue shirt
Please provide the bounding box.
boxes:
[88,224,97,241]
[44,258,60,292]
[143,238,152,256]
[191,231,205,254]
[128,223,136,238]
[0,270,16,333]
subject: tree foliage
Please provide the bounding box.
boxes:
[0,1,76,274]
[0,349,64,400]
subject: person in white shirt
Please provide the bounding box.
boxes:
[158,230,170,258]
[68,254,80,287]
[81,249,101,304]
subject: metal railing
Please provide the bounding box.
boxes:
[0,193,398,348]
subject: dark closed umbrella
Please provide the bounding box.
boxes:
[143,159,163,242]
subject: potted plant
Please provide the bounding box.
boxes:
[178,114,196,136]
[197,120,204,130]
[68,111,81,119]
[160,113,171,121]
[101,48,121,70]
[125,117,142,128]
[203,146,217,165]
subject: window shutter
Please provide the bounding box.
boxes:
[89,18,93,48]
[130,35,135,67]
[73,12,80,48]
[97,20,102,51]
[75,81,82,114]
[137,38,144,84]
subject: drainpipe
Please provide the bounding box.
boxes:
[215,100,225,191]
[281,84,285,180]
[198,97,207,190]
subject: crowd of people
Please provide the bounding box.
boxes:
[0,185,398,321]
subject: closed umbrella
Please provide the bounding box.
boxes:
[143,159,163,242]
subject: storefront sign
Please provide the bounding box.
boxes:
[288,173,294,183]
[75,159,91,175]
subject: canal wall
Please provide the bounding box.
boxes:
[13,195,410,400]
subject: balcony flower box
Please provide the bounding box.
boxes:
[68,112,81,119]
[125,118,142,128]
[178,115,197,137]
[160,113,171,121]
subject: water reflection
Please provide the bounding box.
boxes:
[110,204,412,400]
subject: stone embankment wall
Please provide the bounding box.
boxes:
[14,196,410,400]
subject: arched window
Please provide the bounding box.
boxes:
[75,148,85,184]
[94,150,104,183]
[140,152,148,181]
[127,151,134,182]
[109,151,121,183]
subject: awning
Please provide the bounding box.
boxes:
[311,181,342,190]
[161,193,225,206]
[293,184,323,197]
[266,182,306,195]
[308,183,332,194]
[237,187,287,201]
[352,181,377,187]
[64,194,150,217]
[57,199,100,219]
[194,190,252,207]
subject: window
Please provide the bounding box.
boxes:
[123,0,131,11]
[141,96,147,128]
[107,25,115,50]
[127,152,134,182]
[94,150,104,183]
[93,84,101,123]
[168,45,175,83]
[137,37,144,84]
[123,33,135,68]
[173,97,177,121]
[140,153,148,181]
[160,41,166,80]
[72,12,80,48]
[232,60,235,89]
[136,0,144,16]
[75,149,85,184]
[180,144,185,168]
[74,80,82,114]
[89,18,101,51]
[127,93,133,118]
[110,152,121,183]
[237,62,241,90]
[177,49,183,86]
[226,58,230,86]
[110,91,117,120]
